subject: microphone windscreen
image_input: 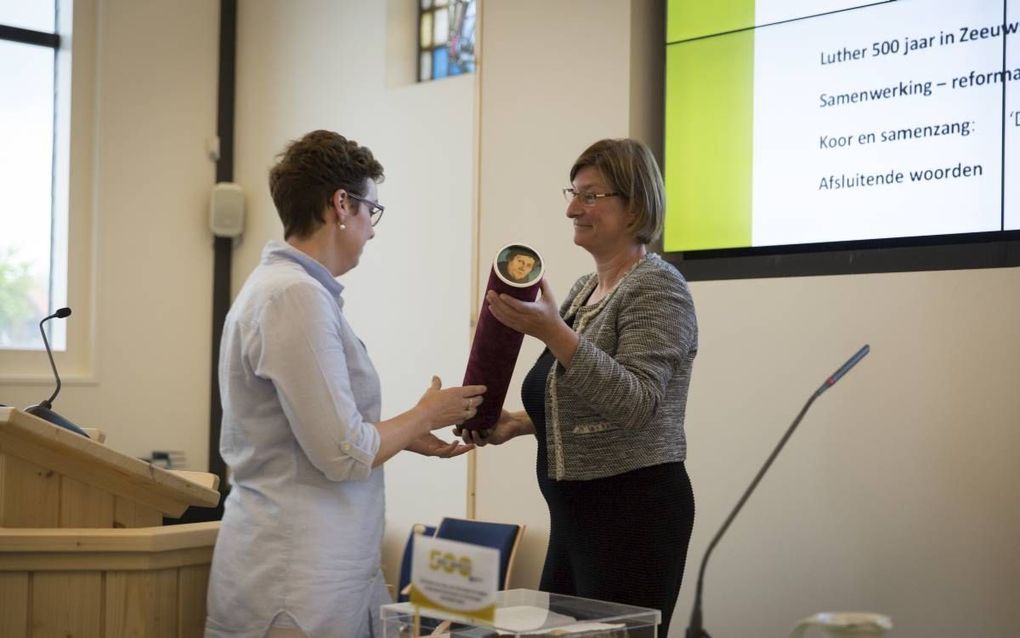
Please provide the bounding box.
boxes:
[461,244,544,431]
[55,307,72,318]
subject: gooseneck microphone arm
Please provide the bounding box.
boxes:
[38,307,72,408]
[24,307,88,438]
[685,345,870,638]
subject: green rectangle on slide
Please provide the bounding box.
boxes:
[664,31,754,252]
[667,0,755,43]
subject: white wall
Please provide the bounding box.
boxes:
[473,1,1020,637]
[681,268,1020,637]
[230,0,477,585]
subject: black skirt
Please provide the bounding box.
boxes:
[522,348,695,637]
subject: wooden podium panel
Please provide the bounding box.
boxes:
[0,523,218,637]
[0,408,220,527]
[0,408,222,637]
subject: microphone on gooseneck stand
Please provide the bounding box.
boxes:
[685,345,871,638]
[24,307,90,438]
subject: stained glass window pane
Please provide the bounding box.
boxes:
[417,0,475,83]
[432,46,449,79]
[448,1,476,75]
[433,8,449,46]
[0,0,55,33]
[420,11,433,49]
[419,50,432,82]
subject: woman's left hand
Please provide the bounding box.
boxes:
[487,278,563,342]
[407,432,475,458]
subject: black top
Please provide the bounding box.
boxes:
[523,347,685,494]
[521,348,557,490]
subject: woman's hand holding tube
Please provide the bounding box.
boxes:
[454,410,535,447]
[372,377,485,468]
[416,376,487,429]
[486,279,580,367]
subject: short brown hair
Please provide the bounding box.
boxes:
[569,138,664,244]
[268,130,384,239]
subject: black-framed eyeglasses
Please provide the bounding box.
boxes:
[562,187,620,207]
[348,193,385,226]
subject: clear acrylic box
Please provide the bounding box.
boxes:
[381,588,660,638]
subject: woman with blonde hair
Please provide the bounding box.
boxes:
[460,138,697,637]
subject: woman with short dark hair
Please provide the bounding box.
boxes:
[206,130,485,638]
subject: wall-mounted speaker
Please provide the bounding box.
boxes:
[210,182,245,238]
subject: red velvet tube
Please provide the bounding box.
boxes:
[461,244,543,431]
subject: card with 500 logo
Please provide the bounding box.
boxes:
[409,535,499,623]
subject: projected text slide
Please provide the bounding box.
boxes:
[664,0,1019,252]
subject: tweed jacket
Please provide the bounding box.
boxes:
[543,252,697,480]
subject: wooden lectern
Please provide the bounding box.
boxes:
[0,407,222,637]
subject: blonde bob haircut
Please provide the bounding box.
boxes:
[569,138,665,245]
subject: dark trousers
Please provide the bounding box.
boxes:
[539,462,695,638]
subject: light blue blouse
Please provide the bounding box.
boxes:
[206,241,391,638]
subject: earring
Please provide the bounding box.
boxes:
[339,223,347,231]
